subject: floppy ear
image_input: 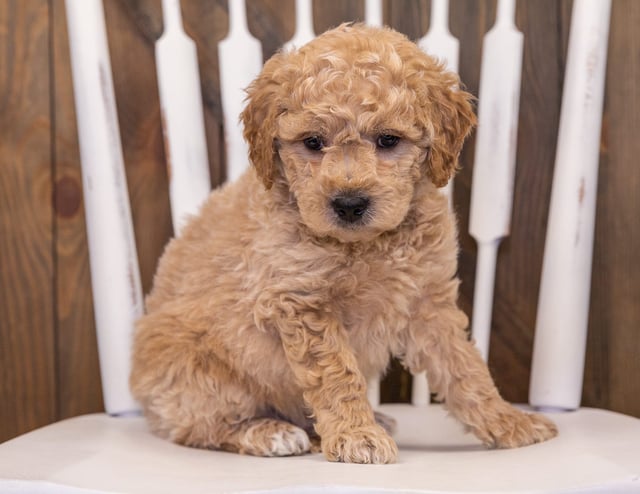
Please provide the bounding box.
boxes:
[240,54,286,190]
[416,70,476,187]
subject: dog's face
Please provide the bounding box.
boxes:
[242,24,475,243]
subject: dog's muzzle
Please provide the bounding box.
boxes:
[331,193,370,224]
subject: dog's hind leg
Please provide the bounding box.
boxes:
[136,366,312,457]
[216,417,312,456]
[130,311,311,457]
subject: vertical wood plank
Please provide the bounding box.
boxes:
[588,0,640,417]
[0,0,56,441]
[386,0,429,39]
[51,0,104,419]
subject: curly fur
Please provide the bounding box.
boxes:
[130,23,557,464]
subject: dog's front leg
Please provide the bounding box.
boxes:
[267,298,398,463]
[405,301,557,448]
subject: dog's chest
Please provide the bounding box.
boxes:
[330,246,427,354]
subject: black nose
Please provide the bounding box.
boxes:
[331,195,370,224]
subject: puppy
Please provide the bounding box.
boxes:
[130,23,557,464]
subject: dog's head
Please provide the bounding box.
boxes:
[241,23,475,242]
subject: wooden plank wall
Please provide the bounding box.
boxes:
[1,0,638,442]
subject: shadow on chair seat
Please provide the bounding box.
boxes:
[1,404,639,494]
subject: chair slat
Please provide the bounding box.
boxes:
[64,0,143,415]
[284,0,315,51]
[218,1,263,182]
[411,372,430,406]
[419,0,459,209]
[367,376,381,407]
[419,0,459,73]
[365,0,383,27]
[469,0,524,362]
[530,0,612,411]
[156,0,211,235]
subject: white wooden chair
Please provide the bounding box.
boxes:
[1,0,639,493]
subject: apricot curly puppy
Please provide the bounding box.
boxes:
[130,23,557,464]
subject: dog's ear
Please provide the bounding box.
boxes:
[240,54,285,190]
[416,70,476,188]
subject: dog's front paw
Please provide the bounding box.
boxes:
[475,404,558,449]
[322,425,398,464]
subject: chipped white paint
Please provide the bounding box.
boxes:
[283,0,315,51]
[469,0,524,362]
[156,0,212,235]
[65,0,142,415]
[218,1,263,183]
[530,0,612,411]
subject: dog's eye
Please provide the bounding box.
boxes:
[376,134,400,149]
[303,136,324,151]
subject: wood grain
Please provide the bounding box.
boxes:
[0,0,56,441]
[387,0,429,39]
[247,0,295,60]
[590,0,640,417]
[312,0,364,35]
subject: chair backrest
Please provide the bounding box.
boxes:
[64,0,611,416]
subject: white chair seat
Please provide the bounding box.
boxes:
[1,404,639,494]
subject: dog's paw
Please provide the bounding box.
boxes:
[270,424,312,456]
[322,424,398,464]
[241,419,311,457]
[475,404,558,449]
